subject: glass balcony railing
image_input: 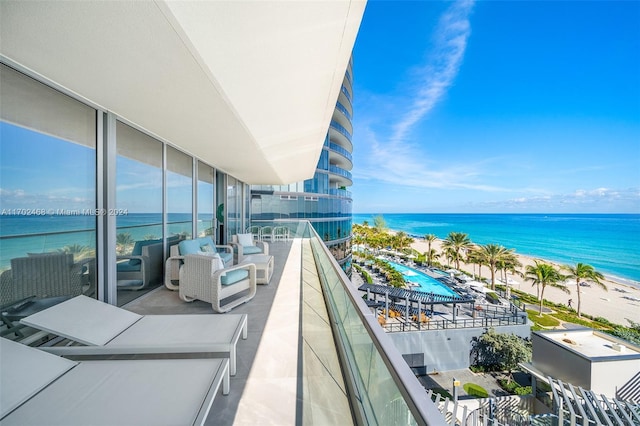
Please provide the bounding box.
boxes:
[340,85,352,103]
[306,223,445,425]
[329,165,352,181]
[344,69,352,86]
[327,142,353,163]
[335,101,353,121]
[330,120,352,143]
[328,188,352,198]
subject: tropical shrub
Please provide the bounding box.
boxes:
[470,328,531,382]
[498,379,532,395]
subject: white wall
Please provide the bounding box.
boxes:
[389,325,531,372]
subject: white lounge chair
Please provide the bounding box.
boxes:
[20,295,247,375]
[0,337,229,425]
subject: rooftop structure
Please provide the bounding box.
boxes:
[523,329,640,400]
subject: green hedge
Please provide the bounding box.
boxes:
[486,292,500,304]
[463,383,489,398]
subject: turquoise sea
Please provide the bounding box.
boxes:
[353,213,640,288]
[0,213,208,269]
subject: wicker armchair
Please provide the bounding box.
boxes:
[229,234,269,264]
[179,254,256,313]
[0,253,86,307]
[164,237,233,291]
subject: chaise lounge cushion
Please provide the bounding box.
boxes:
[220,269,250,286]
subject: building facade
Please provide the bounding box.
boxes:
[251,61,354,272]
[0,1,362,307]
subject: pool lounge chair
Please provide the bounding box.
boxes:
[0,337,229,425]
[20,295,247,375]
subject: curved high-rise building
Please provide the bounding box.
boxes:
[251,60,354,272]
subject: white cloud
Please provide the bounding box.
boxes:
[475,187,640,212]
[392,0,475,144]
[0,188,92,209]
[355,0,481,191]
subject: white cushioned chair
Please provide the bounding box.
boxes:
[164,237,233,290]
[230,233,269,264]
[179,254,257,313]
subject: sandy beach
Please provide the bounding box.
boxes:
[408,237,640,327]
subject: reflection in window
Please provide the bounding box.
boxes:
[216,171,226,243]
[227,176,240,240]
[115,122,163,304]
[167,146,193,239]
[0,64,98,327]
[197,162,215,238]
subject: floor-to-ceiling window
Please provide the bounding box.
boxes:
[166,146,193,239]
[226,176,241,240]
[0,62,253,315]
[115,121,163,305]
[216,171,226,243]
[0,64,98,314]
[197,161,215,238]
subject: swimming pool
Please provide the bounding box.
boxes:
[387,261,459,298]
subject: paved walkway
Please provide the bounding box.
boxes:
[418,369,510,400]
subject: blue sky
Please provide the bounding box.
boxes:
[351,0,640,213]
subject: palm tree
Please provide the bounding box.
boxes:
[525,261,569,314]
[443,246,457,268]
[479,244,513,290]
[58,244,95,260]
[562,263,606,317]
[424,234,437,253]
[373,215,387,231]
[116,232,134,255]
[392,231,412,253]
[466,246,483,278]
[441,232,473,270]
[425,248,440,267]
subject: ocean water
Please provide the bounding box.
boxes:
[354,213,640,287]
[0,213,211,269]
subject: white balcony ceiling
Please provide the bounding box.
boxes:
[0,0,365,184]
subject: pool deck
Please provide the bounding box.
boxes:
[354,256,528,332]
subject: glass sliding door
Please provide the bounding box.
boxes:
[0,64,98,335]
[115,121,163,305]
